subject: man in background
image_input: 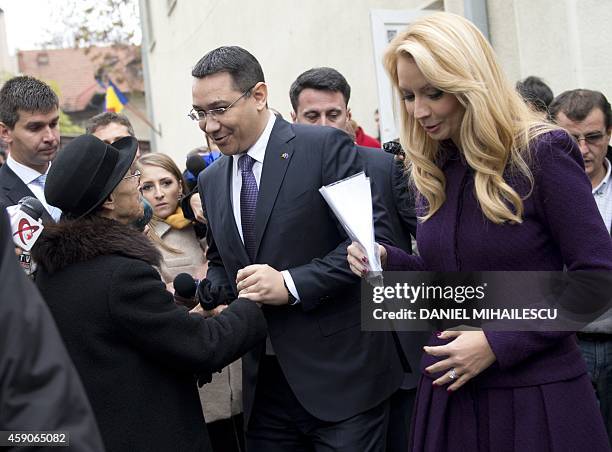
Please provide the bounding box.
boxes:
[86,111,141,159]
[550,88,612,440]
[516,76,554,118]
[289,66,424,452]
[0,76,61,223]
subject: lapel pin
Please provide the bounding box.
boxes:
[281,152,289,159]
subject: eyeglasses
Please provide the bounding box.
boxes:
[123,169,141,184]
[188,84,256,123]
[570,131,608,146]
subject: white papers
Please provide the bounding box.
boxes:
[319,172,382,274]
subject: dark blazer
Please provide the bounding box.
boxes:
[32,217,267,452]
[0,211,104,452]
[358,146,416,252]
[199,117,403,424]
[0,163,54,223]
[357,146,429,390]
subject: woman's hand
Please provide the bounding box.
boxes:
[189,303,227,318]
[346,242,387,277]
[423,330,496,392]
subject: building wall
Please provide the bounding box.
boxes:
[140,0,425,163]
[0,9,16,76]
[488,0,612,98]
[141,0,612,164]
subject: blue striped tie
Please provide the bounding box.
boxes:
[238,154,258,261]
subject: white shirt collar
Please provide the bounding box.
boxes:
[6,154,48,184]
[593,158,611,194]
[232,110,276,174]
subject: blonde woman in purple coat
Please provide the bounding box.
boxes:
[349,12,612,451]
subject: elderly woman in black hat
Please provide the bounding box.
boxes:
[31,134,267,452]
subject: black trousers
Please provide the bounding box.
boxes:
[208,413,245,452]
[246,355,390,452]
[386,388,416,452]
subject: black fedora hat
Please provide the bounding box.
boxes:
[45,134,138,219]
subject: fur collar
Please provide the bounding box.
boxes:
[32,216,161,274]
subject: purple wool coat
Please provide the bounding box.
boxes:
[385,130,612,451]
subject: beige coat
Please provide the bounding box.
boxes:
[152,220,243,423]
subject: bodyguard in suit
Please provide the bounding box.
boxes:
[0,76,61,223]
[190,46,403,451]
[289,67,428,452]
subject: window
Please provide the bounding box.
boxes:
[36,52,49,66]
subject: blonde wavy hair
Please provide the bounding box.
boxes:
[384,12,557,224]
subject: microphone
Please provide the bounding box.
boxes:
[185,155,207,191]
[6,196,46,275]
[196,279,222,311]
[132,196,153,231]
[173,273,232,311]
[186,155,207,179]
[174,272,199,299]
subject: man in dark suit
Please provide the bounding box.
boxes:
[0,76,61,223]
[289,66,428,452]
[191,46,402,451]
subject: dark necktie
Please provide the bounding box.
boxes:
[238,154,258,261]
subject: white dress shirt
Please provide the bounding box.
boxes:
[230,111,300,301]
[593,158,612,234]
[6,155,62,222]
[583,157,612,333]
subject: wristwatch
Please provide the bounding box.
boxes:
[283,279,299,306]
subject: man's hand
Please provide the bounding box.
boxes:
[236,264,288,305]
[189,193,206,223]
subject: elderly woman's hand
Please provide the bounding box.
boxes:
[346,241,387,277]
[423,330,496,392]
[190,303,227,318]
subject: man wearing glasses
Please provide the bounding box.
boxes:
[190,46,402,451]
[550,89,612,441]
[551,89,612,233]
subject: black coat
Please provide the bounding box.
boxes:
[358,145,416,253]
[32,217,267,452]
[0,163,54,223]
[0,211,104,451]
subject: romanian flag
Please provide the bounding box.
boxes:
[105,79,128,113]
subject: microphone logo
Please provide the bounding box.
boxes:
[13,217,40,247]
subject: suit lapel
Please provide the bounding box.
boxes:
[254,118,295,257]
[0,165,54,224]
